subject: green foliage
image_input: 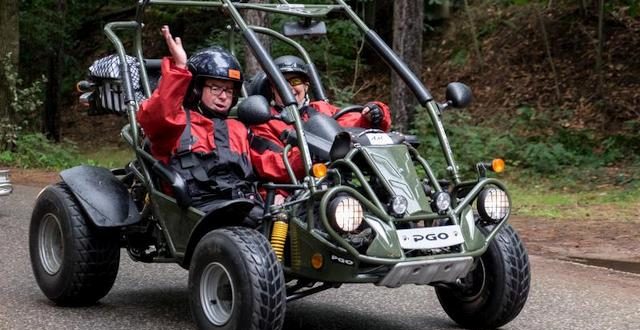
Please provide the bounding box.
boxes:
[628,0,640,17]
[412,104,640,184]
[412,108,506,177]
[269,15,366,88]
[0,52,46,151]
[450,49,469,67]
[19,1,135,100]
[0,133,82,169]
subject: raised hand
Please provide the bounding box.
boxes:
[161,25,187,69]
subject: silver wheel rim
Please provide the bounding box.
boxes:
[39,213,64,275]
[200,262,235,325]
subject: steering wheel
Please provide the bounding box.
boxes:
[332,104,364,120]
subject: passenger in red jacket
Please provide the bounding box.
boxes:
[137,26,258,217]
[249,55,391,186]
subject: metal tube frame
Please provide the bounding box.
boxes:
[120,0,464,187]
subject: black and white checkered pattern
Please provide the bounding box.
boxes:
[88,54,144,102]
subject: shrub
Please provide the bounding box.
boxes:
[0,133,83,170]
[412,104,640,184]
[0,52,46,151]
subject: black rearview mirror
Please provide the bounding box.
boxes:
[445,82,473,109]
[237,95,271,125]
[283,20,327,37]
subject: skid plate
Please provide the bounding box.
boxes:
[376,256,474,288]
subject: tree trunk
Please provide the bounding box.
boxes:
[595,0,604,97]
[43,0,65,142]
[391,0,424,132]
[0,0,20,119]
[243,0,271,78]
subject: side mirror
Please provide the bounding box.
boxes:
[237,95,271,125]
[445,82,473,109]
[283,20,327,38]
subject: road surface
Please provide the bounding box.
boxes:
[1,184,639,329]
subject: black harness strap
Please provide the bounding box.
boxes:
[177,108,194,154]
[250,132,284,154]
[213,117,230,151]
[176,109,209,182]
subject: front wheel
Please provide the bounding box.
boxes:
[29,182,120,306]
[189,227,286,330]
[435,224,530,329]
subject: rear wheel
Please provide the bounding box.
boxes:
[29,182,120,306]
[435,224,530,329]
[189,227,286,330]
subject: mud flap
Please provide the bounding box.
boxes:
[60,165,140,227]
[198,199,256,225]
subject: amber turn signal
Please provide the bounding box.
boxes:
[312,163,327,178]
[491,158,505,173]
[311,253,324,270]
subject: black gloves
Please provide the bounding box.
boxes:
[364,102,383,128]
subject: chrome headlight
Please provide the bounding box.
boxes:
[477,187,510,222]
[430,191,451,213]
[328,196,364,233]
[389,195,408,216]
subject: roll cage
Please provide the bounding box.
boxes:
[109,0,459,182]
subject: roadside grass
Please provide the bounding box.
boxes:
[80,146,134,169]
[508,175,640,222]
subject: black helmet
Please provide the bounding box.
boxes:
[273,55,308,78]
[185,46,243,108]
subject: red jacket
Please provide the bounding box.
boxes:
[137,57,252,180]
[249,100,391,183]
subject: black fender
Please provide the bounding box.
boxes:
[60,165,140,227]
[182,199,257,268]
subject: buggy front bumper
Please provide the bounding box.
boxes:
[376,256,474,288]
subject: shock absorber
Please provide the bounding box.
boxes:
[270,212,289,261]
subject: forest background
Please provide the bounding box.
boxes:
[0,0,639,224]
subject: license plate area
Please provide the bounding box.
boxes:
[365,133,393,145]
[397,225,464,250]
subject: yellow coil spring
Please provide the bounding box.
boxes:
[270,221,288,261]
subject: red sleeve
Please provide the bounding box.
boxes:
[136,57,192,161]
[311,100,392,132]
[249,121,305,183]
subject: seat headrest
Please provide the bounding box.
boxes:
[245,71,273,101]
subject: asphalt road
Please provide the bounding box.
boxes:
[1,184,639,330]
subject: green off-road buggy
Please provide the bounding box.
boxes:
[29,1,530,329]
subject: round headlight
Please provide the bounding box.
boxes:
[389,195,408,216]
[477,187,510,222]
[328,196,364,233]
[430,191,451,213]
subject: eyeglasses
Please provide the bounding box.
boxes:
[204,84,234,97]
[287,77,306,87]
